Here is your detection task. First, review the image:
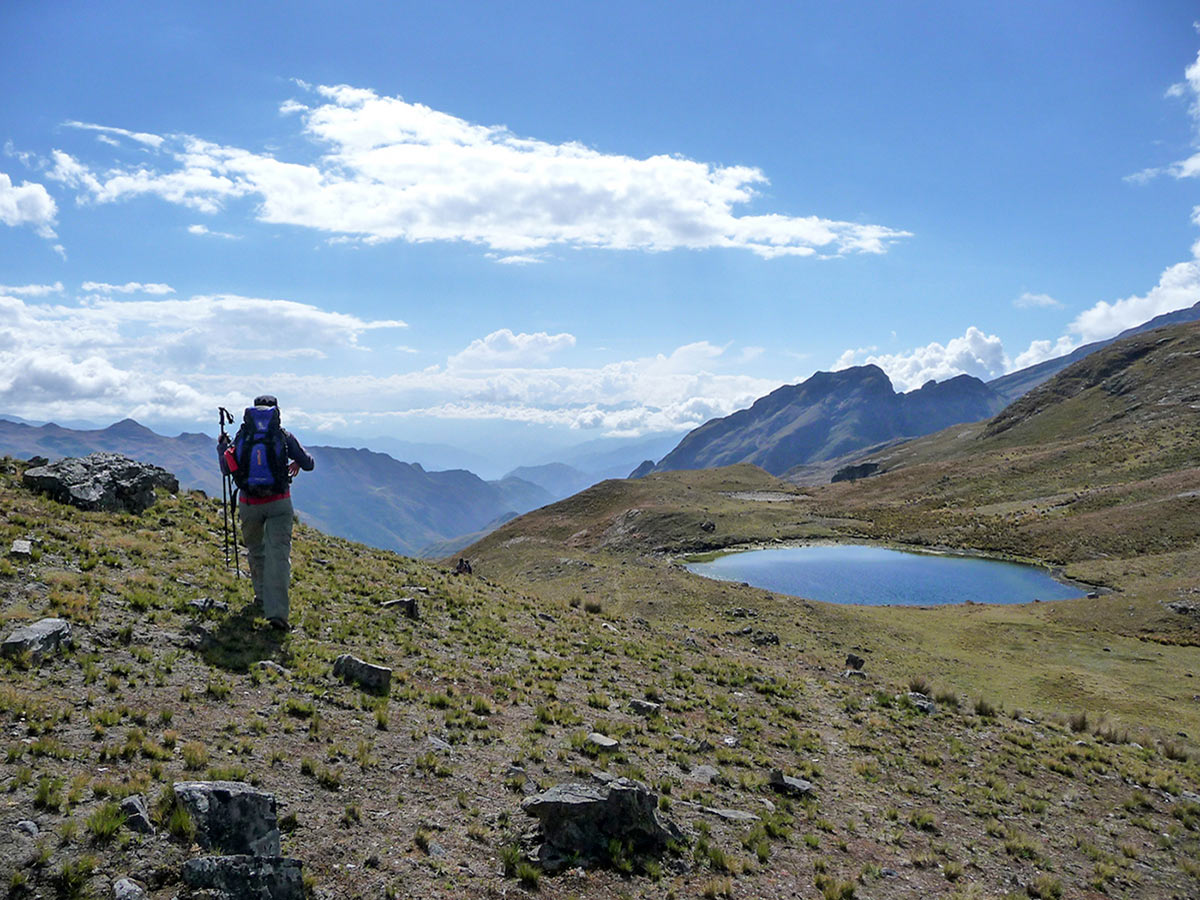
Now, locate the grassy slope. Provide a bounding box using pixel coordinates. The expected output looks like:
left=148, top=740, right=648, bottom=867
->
left=2, top=464, right=1198, bottom=899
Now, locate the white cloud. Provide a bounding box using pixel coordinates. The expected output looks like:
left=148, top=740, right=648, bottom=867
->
left=43, top=84, right=911, bottom=259
left=81, top=281, right=175, bottom=295
left=1012, top=335, right=1078, bottom=370
left=64, top=121, right=165, bottom=149
left=1014, top=291, right=1061, bottom=309
left=0, top=171, right=58, bottom=238
left=0, top=288, right=772, bottom=437
left=0, top=282, right=62, bottom=296
left=1131, top=48, right=1200, bottom=181
left=1068, top=260, right=1200, bottom=343
left=187, top=223, right=239, bottom=239
left=448, top=329, right=576, bottom=369
left=833, top=326, right=1008, bottom=391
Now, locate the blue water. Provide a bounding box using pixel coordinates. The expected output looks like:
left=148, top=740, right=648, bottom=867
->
left=685, top=544, right=1083, bottom=606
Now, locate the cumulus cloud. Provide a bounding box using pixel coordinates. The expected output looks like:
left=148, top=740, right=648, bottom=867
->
left=1068, top=260, right=1200, bottom=342
left=43, top=84, right=910, bottom=259
left=0, top=286, right=772, bottom=437
left=448, top=329, right=576, bottom=369
left=834, top=327, right=1008, bottom=391
left=1014, top=291, right=1061, bottom=309
left=0, top=171, right=58, bottom=238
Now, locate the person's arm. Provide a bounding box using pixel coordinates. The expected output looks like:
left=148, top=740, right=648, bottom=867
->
left=284, top=431, right=315, bottom=476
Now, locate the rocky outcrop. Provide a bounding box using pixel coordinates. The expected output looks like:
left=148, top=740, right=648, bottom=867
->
left=23, top=452, right=178, bottom=514
left=181, top=855, right=303, bottom=900
left=121, top=794, right=154, bottom=834
left=769, top=769, right=816, bottom=798
left=628, top=459, right=656, bottom=479
left=173, top=781, right=281, bottom=856
left=332, top=654, right=392, bottom=694
left=832, top=462, right=880, bottom=483
left=2, top=617, right=72, bottom=662
left=521, top=778, right=682, bottom=869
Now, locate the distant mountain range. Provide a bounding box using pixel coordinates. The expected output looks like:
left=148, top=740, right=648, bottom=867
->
left=641, top=301, right=1200, bottom=479
left=648, top=367, right=1006, bottom=477
left=0, top=418, right=550, bottom=557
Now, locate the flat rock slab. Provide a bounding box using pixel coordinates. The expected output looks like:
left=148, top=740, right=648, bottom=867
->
left=686, top=765, right=720, bottom=784
left=174, top=781, right=280, bottom=857
left=703, top=806, right=760, bottom=822
left=9, top=539, right=31, bottom=556
left=23, top=452, right=179, bottom=514
left=2, top=617, right=71, bottom=663
left=586, top=732, right=619, bottom=751
left=522, top=778, right=682, bottom=868
left=182, top=855, right=303, bottom=900
left=332, top=654, right=392, bottom=694
left=907, top=692, right=936, bottom=714
left=769, top=769, right=816, bottom=798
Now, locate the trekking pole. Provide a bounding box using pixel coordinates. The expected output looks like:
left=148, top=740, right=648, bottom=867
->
left=218, top=408, right=242, bottom=579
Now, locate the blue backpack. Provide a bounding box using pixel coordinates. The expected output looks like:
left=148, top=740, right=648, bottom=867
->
left=232, top=406, right=289, bottom=497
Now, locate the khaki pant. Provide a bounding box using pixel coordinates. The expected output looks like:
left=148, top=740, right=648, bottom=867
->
left=240, top=497, right=294, bottom=622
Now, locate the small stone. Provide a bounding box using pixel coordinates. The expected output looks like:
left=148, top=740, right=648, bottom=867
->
left=601, top=622, right=619, bottom=634
left=9, top=539, right=31, bottom=557
left=769, top=769, right=816, bottom=798
left=842, top=669, right=866, bottom=679
left=907, top=692, right=936, bottom=715
left=2, top=617, right=72, bottom=663
left=112, top=877, right=147, bottom=900
left=586, top=732, right=619, bottom=751
left=845, top=652, right=865, bottom=670
left=253, top=660, right=288, bottom=676
left=629, top=699, right=661, bottom=716
left=120, top=794, right=154, bottom=834
left=751, top=631, right=779, bottom=646
left=427, top=735, right=453, bottom=752
left=16, top=819, right=38, bottom=836
left=188, top=597, right=228, bottom=613
left=332, top=654, right=392, bottom=694
left=536, top=612, right=557, bottom=623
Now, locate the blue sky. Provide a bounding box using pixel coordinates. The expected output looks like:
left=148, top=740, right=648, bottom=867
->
left=2, top=1, right=1199, bottom=466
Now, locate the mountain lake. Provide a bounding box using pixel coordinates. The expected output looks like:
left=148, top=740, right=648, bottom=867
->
left=685, top=543, right=1085, bottom=606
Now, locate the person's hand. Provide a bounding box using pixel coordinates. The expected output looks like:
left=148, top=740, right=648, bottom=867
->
left=288, top=461, right=301, bottom=478
left=218, top=434, right=230, bottom=449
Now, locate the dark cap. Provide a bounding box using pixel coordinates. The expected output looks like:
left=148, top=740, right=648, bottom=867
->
left=253, top=395, right=278, bottom=407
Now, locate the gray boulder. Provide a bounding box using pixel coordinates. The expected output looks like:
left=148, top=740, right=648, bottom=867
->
left=173, top=781, right=280, bottom=856
left=181, top=855, right=303, bottom=900
left=629, top=699, right=661, bottom=717
left=332, top=654, right=392, bottom=694
left=2, top=617, right=72, bottom=662
left=380, top=596, right=420, bottom=619
left=23, top=452, right=179, bottom=514
left=9, top=539, right=31, bottom=557
left=521, top=778, right=682, bottom=869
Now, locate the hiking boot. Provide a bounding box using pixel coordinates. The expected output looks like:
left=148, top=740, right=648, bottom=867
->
left=267, top=617, right=290, bottom=633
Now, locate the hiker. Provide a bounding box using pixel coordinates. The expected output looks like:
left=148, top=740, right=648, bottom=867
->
left=217, top=395, right=314, bottom=630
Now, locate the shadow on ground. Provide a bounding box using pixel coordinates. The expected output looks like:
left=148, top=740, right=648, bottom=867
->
left=195, top=602, right=292, bottom=671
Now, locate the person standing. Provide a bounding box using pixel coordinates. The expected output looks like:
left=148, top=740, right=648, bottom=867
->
left=217, top=394, right=314, bottom=630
